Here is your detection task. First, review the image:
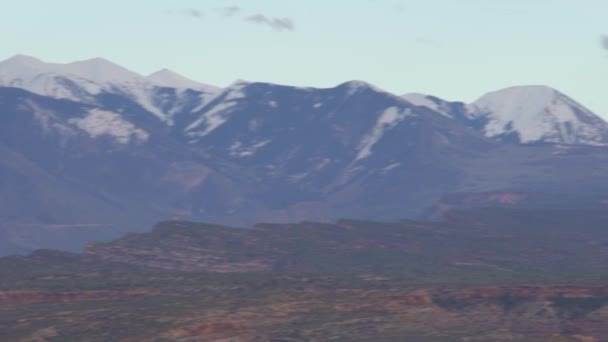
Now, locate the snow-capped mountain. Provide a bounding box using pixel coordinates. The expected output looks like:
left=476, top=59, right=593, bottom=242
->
left=403, top=86, right=608, bottom=146
left=145, top=68, right=218, bottom=92
left=467, top=85, right=608, bottom=145
left=0, top=55, right=221, bottom=123
left=3, top=54, right=608, bottom=255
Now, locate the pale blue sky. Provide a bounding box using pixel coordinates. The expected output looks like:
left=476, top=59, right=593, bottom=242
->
left=1, top=0, right=607, bottom=115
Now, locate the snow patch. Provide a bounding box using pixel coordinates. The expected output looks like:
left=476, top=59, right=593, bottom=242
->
left=289, top=172, right=309, bottom=182
left=229, top=140, right=271, bottom=157
left=341, top=81, right=384, bottom=96
left=356, top=107, right=411, bottom=160
left=313, top=158, right=331, bottom=171
left=402, top=93, right=438, bottom=110
left=185, top=84, right=250, bottom=138
left=248, top=119, right=263, bottom=132
left=381, top=162, right=401, bottom=173
left=402, top=93, right=451, bottom=117
left=345, top=81, right=369, bottom=96
left=185, top=102, right=235, bottom=138
left=69, top=109, right=149, bottom=144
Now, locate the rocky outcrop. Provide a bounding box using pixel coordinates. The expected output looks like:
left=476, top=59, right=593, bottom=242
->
left=0, top=289, right=155, bottom=304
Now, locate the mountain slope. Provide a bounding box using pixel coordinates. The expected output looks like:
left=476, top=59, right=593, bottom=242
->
left=468, top=85, right=608, bottom=145
left=177, top=81, right=608, bottom=223
left=3, top=81, right=608, bottom=255
left=0, top=55, right=220, bottom=123
left=2, top=56, right=608, bottom=254
left=403, top=86, right=608, bottom=145
left=176, top=80, right=502, bottom=222
left=146, top=68, right=219, bottom=92
left=0, top=87, right=241, bottom=253
left=0, top=141, right=133, bottom=254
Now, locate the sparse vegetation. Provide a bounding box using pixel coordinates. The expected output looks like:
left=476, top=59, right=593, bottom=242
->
left=2, top=209, right=608, bottom=340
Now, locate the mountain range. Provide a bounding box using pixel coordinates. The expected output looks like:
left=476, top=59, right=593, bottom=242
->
left=1, top=54, right=608, bottom=254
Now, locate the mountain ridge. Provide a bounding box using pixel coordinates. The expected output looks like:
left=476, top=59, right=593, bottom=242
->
left=3, top=54, right=608, bottom=146
left=2, top=55, right=608, bottom=254
left=0, top=54, right=221, bottom=123
left=403, top=85, right=608, bottom=145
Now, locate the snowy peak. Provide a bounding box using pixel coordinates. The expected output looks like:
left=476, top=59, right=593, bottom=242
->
left=400, top=85, right=608, bottom=146
left=0, top=54, right=54, bottom=79
left=62, top=57, right=142, bottom=84
left=470, top=85, right=563, bottom=118
left=0, top=55, right=220, bottom=92
left=2, top=55, right=607, bottom=147
left=337, top=80, right=384, bottom=96
left=146, top=69, right=219, bottom=93
left=0, top=55, right=222, bottom=123
left=1, top=54, right=45, bottom=68
left=0, top=55, right=140, bottom=84
left=469, top=85, right=608, bottom=145
left=402, top=93, right=437, bottom=108
left=401, top=93, right=454, bottom=117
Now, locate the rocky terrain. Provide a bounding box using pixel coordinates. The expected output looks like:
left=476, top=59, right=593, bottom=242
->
left=3, top=276, right=608, bottom=341
left=83, top=209, right=608, bottom=281
left=1, top=209, right=608, bottom=341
